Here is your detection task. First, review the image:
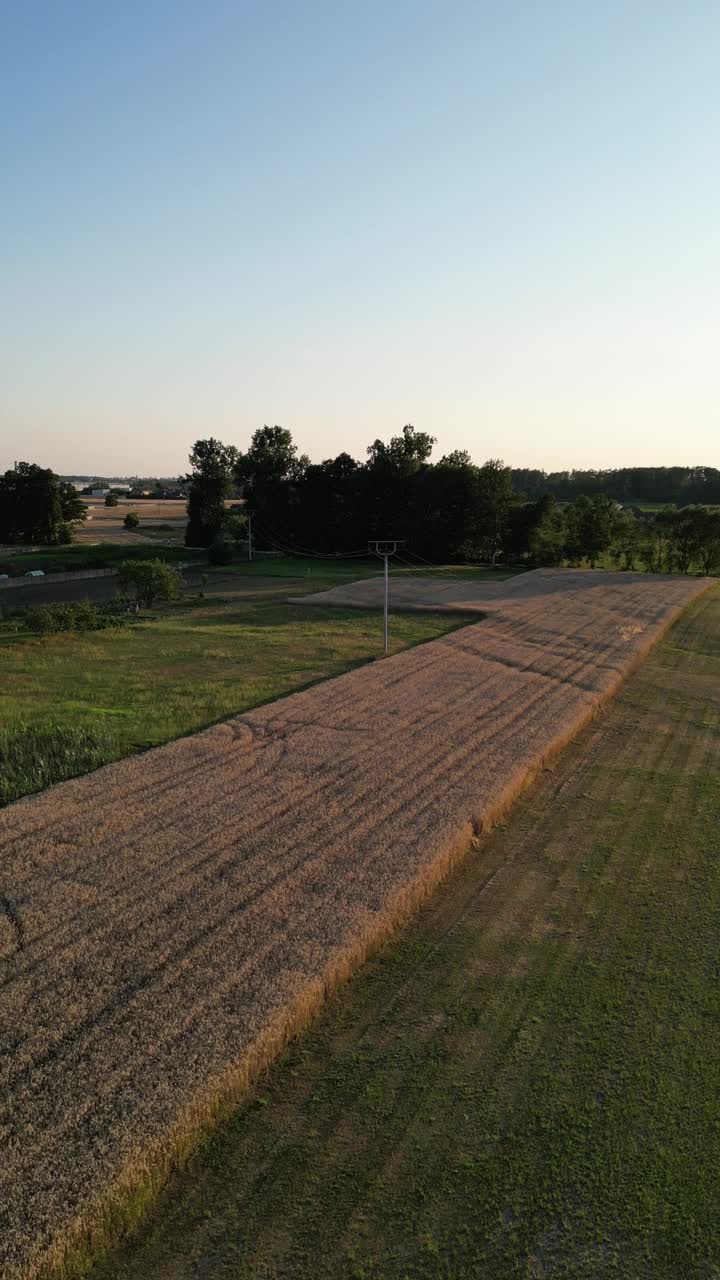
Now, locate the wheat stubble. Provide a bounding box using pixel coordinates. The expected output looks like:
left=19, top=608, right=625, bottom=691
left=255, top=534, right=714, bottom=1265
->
left=0, top=570, right=709, bottom=1279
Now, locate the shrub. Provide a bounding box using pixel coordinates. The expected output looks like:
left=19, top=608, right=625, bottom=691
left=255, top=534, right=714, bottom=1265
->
left=22, top=601, right=128, bottom=635
left=124, top=511, right=140, bottom=529
left=117, top=558, right=183, bottom=608
left=0, top=722, right=114, bottom=806
left=105, top=493, right=119, bottom=507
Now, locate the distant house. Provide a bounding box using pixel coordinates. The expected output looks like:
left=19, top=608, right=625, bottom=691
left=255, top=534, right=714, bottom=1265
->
left=90, top=488, right=109, bottom=498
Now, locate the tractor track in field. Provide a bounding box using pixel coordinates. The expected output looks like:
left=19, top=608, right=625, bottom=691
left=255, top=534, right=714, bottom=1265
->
left=0, top=569, right=710, bottom=1280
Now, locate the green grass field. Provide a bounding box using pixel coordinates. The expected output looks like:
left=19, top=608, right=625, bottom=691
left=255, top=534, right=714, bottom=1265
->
left=0, top=563, right=495, bottom=803
left=88, top=586, right=720, bottom=1280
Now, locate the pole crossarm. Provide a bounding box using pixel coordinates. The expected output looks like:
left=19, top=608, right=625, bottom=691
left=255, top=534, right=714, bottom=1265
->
left=368, top=539, right=404, bottom=556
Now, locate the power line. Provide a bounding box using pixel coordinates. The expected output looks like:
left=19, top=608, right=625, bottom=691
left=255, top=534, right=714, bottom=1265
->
left=389, top=551, right=450, bottom=579
left=250, top=520, right=371, bottom=561
left=397, top=548, right=461, bottom=575
left=259, top=525, right=371, bottom=559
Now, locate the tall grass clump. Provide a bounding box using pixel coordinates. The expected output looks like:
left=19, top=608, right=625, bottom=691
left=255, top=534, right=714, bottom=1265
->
left=0, top=722, right=115, bottom=806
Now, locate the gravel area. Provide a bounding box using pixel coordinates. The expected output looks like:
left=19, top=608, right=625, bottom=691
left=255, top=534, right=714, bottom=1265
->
left=0, top=569, right=709, bottom=1279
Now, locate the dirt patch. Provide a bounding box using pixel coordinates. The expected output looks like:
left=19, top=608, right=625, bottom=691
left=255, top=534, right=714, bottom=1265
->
left=0, top=569, right=710, bottom=1279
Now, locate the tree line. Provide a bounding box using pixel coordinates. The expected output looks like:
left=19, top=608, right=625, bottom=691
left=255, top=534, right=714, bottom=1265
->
left=4, top=446, right=720, bottom=575
left=185, top=427, right=720, bottom=573
left=512, top=466, right=720, bottom=506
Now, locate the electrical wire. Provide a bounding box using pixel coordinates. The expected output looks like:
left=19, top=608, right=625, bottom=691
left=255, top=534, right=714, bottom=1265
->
left=249, top=520, right=480, bottom=575
left=250, top=520, right=372, bottom=561
left=398, top=548, right=464, bottom=575
left=390, top=553, right=443, bottom=578
left=251, top=520, right=360, bottom=558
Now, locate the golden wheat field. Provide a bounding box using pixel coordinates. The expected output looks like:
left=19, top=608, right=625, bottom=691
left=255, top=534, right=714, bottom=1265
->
left=0, top=570, right=709, bottom=1280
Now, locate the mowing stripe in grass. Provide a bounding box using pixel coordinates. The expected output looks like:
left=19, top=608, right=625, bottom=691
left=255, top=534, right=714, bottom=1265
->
left=90, top=586, right=720, bottom=1280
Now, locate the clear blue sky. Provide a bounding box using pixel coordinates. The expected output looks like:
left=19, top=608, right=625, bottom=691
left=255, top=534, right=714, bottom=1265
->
left=2, top=1, right=719, bottom=475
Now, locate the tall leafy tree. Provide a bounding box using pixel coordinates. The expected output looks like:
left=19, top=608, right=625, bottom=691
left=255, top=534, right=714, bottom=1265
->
left=565, top=495, right=616, bottom=568
left=692, top=509, right=720, bottom=575
left=475, top=459, right=513, bottom=565
left=661, top=506, right=720, bottom=574
left=503, top=495, right=566, bottom=566
left=185, top=439, right=238, bottom=547
left=235, top=426, right=308, bottom=543
left=296, top=453, right=363, bottom=553
left=0, top=463, right=86, bottom=545
left=364, top=424, right=436, bottom=541
left=638, top=510, right=674, bottom=573
left=609, top=508, right=643, bottom=570
left=412, top=453, right=481, bottom=560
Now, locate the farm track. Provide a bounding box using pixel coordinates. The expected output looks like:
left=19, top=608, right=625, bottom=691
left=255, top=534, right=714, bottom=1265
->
left=0, top=569, right=709, bottom=1280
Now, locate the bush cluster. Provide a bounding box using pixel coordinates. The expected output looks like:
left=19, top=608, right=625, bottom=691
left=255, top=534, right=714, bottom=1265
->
left=21, top=600, right=129, bottom=635
left=117, top=559, right=183, bottom=607
left=0, top=722, right=114, bottom=806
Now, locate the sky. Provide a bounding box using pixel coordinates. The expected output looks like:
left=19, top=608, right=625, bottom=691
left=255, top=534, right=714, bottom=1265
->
left=2, top=0, right=719, bottom=476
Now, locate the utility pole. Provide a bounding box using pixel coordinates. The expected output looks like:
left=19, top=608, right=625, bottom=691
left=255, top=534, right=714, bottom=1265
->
left=247, top=511, right=253, bottom=562
left=368, top=539, right=404, bottom=655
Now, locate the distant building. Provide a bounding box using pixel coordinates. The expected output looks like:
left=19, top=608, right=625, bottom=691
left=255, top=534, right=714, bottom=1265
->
left=90, top=488, right=109, bottom=497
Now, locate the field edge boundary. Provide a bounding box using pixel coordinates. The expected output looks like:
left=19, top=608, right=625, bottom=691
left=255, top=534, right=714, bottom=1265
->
left=26, top=579, right=713, bottom=1280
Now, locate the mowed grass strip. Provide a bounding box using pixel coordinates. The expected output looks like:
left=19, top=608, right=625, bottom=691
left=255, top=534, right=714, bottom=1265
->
left=91, top=587, right=720, bottom=1280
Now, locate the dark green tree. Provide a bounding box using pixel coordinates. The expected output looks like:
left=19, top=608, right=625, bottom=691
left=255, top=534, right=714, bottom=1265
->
left=413, top=453, right=481, bottom=561
left=438, top=449, right=473, bottom=468
left=638, top=510, right=674, bottom=573
left=295, top=453, right=363, bottom=553
left=693, top=509, right=720, bottom=575
left=663, top=508, right=698, bottom=573
left=565, top=495, right=615, bottom=568
left=0, top=463, right=85, bottom=545
left=503, top=495, right=566, bottom=566
left=364, top=424, right=436, bottom=542
left=235, top=426, right=308, bottom=543
left=609, top=509, right=642, bottom=570
left=475, top=459, right=513, bottom=565
left=236, top=425, right=306, bottom=491
left=185, top=439, right=238, bottom=547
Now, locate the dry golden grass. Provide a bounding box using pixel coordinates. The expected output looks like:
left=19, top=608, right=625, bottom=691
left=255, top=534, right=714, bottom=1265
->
left=0, top=569, right=709, bottom=1279
left=75, top=498, right=187, bottom=544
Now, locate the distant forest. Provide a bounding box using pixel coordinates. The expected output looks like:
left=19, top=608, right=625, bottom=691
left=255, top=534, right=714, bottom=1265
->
left=511, top=466, right=720, bottom=505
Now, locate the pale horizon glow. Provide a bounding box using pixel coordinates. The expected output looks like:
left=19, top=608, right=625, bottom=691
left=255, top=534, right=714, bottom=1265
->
left=2, top=1, right=719, bottom=475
